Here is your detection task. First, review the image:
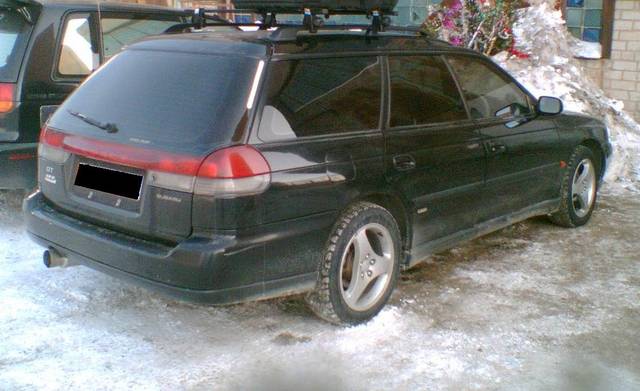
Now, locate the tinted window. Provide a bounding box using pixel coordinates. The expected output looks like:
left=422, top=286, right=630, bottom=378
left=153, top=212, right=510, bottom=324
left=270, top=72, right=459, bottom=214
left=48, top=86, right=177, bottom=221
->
left=258, top=57, right=381, bottom=141
left=58, top=14, right=98, bottom=76
left=0, top=8, right=34, bottom=82
left=389, top=55, right=467, bottom=127
left=49, top=50, right=257, bottom=155
left=447, top=56, right=532, bottom=120
left=101, top=15, right=182, bottom=60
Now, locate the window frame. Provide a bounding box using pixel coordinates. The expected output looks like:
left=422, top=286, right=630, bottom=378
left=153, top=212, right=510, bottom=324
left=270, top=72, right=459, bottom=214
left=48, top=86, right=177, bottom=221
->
left=561, top=0, right=615, bottom=59
left=384, top=53, right=472, bottom=130
left=443, top=53, right=538, bottom=126
left=253, top=55, right=386, bottom=144
left=52, top=11, right=101, bottom=82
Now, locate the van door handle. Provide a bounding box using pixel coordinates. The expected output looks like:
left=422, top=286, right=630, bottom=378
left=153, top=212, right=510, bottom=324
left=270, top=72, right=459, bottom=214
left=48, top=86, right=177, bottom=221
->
left=393, top=154, right=416, bottom=171
left=487, top=142, right=507, bottom=155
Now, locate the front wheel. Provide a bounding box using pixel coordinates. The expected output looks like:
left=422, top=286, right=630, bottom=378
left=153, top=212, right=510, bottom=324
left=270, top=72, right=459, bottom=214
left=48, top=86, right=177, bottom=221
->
left=305, top=202, right=401, bottom=325
left=549, top=145, right=598, bottom=227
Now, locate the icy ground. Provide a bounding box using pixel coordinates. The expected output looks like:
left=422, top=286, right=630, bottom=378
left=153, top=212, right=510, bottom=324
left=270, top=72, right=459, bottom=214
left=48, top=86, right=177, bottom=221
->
left=1, top=189, right=639, bottom=390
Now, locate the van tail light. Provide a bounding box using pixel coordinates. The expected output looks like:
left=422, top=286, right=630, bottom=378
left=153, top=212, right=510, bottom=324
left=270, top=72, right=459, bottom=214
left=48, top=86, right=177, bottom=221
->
left=0, top=83, right=16, bottom=113
left=39, top=126, right=271, bottom=197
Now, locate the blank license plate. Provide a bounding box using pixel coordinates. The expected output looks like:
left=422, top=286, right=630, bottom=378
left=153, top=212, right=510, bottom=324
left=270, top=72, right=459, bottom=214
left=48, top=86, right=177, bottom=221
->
left=74, top=163, right=143, bottom=200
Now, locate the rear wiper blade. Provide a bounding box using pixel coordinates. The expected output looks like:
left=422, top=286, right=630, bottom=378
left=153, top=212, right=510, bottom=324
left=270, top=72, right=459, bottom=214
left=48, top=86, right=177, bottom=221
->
left=67, top=110, right=119, bottom=133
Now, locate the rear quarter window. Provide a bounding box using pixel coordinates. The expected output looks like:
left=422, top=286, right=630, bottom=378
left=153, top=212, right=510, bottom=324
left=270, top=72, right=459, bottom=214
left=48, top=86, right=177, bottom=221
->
left=57, top=13, right=98, bottom=77
left=0, top=8, right=33, bottom=82
left=257, top=56, right=381, bottom=142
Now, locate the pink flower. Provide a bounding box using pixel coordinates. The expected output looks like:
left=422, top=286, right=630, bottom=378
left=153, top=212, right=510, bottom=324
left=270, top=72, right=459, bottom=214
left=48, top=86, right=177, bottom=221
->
left=449, top=0, right=463, bottom=11
left=450, top=36, right=464, bottom=46
left=442, top=17, right=455, bottom=29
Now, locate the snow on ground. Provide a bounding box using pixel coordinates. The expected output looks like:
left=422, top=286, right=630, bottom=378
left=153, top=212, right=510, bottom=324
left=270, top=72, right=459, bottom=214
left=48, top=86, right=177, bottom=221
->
left=1, top=192, right=640, bottom=390
left=494, top=1, right=640, bottom=193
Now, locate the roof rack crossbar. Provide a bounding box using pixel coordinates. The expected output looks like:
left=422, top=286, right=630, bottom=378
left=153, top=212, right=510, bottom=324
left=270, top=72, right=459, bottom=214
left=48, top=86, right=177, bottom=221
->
left=168, top=6, right=396, bottom=35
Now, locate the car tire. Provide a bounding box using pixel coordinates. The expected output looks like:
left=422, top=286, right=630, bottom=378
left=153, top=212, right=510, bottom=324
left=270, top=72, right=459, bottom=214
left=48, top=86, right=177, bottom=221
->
left=305, top=202, right=401, bottom=325
left=549, top=145, right=599, bottom=228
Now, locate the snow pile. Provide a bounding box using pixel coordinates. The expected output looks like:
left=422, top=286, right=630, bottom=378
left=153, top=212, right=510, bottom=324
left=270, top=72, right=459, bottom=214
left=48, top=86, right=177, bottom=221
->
left=493, top=0, right=640, bottom=192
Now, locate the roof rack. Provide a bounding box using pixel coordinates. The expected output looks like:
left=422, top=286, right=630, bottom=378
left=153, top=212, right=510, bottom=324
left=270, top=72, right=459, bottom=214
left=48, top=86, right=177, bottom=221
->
left=167, top=6, right=396, bottom=35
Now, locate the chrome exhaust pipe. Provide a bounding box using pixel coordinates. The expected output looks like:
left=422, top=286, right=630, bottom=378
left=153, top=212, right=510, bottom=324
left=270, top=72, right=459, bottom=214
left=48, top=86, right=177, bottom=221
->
left=43, top=248, right=73, bottom=268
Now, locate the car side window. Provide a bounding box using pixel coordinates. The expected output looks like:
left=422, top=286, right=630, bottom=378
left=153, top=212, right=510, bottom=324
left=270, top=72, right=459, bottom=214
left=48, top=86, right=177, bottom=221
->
left=100, top=15, right=183, bottom=61
left=258, top=57, right=381, bottom=141
left=58, top=13, right=99, bottom=76
left=388, top=55, right=468, bottom=128
left=446, top=55, right=532, bottom=120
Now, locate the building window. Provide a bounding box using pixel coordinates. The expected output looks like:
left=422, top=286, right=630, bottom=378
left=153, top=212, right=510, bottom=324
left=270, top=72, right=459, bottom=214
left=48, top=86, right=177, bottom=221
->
left=562, top=0, right=615, bottom=58
left=566, top=0, right=603, bottom=42
left=394, top=0, right=442, bottom=26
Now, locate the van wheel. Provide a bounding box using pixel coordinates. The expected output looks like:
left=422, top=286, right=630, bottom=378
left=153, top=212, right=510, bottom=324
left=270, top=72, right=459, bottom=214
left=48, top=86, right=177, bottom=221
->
left=549, top=146, right=598, bottom=228
left=305, top=202, right=401, bottom=325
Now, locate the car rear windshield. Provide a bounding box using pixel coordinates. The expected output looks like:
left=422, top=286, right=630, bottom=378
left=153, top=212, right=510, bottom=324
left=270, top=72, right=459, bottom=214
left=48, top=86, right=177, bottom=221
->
left=0, top=7, right=33, bottom=82
left=48, top=49, right=258, bottom=155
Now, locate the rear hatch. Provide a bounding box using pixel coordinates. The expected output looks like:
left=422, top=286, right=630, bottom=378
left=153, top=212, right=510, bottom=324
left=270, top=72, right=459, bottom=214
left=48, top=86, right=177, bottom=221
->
left=0, top=0, right=39, bottom=141
left=40, top=47, right=259, bottom=242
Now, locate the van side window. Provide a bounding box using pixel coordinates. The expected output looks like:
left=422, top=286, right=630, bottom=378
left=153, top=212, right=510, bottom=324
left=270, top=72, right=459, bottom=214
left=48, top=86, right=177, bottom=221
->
left=446, top=55, right=532, bottom=120
left=101, top=15, right=183, bottom=61
left=58, top=14, right=98, bottom=76
left=258, top=57, right=381, bottom=141
left=389, top=55, right=467, bottom=127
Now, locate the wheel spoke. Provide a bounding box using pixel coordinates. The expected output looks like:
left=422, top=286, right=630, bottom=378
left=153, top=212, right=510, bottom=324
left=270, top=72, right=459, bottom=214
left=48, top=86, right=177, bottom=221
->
left=369, top=254, right=391, bottom=280
left=345, top=265, right=370, bottom=307
left=353, top=229, right=376, bottom=262
left=574, top=164, right=588, bottom=188
left=575, top=191, right=588, bottom=210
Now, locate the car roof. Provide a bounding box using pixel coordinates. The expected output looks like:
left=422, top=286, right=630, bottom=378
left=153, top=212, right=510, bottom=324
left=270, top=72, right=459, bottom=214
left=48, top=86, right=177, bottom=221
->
left=129, top=28, right=479, bottom=59
left=33, top=0, right=187, bottom=13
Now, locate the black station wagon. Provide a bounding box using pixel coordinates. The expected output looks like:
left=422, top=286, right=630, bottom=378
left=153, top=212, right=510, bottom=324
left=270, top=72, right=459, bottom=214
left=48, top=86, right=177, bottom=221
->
left=24, top=20, right=612, bottom=324
left=0, top=0, right=185, bottom=189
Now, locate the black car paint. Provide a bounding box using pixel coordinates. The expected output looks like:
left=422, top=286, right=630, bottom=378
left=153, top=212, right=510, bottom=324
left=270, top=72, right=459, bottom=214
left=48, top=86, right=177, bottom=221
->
left=0, top=0, right=186, bottom=189
left=24, top=31, right=612, bottom=303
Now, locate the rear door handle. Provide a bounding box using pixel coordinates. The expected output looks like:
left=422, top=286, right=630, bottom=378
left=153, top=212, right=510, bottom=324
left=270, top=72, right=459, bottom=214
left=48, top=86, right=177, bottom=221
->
left=393, top=154, right=416, bottom=171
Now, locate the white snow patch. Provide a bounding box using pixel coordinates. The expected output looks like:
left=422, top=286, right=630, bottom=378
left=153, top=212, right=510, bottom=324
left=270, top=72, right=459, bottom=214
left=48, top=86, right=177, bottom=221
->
left=573, top=40, right=602, bottom=59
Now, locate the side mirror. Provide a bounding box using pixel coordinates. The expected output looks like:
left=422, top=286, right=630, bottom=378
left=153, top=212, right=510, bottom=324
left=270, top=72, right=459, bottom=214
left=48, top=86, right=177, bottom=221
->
left=537, top=96, right=563, bottom=115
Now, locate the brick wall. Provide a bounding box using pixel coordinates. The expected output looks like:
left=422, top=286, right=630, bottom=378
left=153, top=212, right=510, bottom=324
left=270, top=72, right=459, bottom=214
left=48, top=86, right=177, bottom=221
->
left=579, top=0, right=640, bottom=121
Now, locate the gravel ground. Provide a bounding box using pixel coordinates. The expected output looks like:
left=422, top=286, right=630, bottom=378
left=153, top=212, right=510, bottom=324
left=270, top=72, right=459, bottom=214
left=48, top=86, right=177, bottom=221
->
left=0, top=190, right=638, bottom=390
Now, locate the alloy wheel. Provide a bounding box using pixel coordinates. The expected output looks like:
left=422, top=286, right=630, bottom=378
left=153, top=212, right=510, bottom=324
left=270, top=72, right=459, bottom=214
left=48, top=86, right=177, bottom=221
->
left=339, top=223, right=395, bottom=312
left=571, top=158, right=596, bottom=218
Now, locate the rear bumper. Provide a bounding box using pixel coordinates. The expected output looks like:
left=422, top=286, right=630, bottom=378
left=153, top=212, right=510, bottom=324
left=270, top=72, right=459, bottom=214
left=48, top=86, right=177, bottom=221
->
left=0, top=143, right=37, bottom=189
left=24, top=191, right=333, bottom=304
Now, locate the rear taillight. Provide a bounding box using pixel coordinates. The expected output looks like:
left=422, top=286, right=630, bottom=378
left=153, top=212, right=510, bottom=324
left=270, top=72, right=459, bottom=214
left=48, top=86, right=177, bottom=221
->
left=0, top=83, right=16, bottom=113
left=38, top=126, right=271, bottom=197
left=193, top=145, right=271, bottom=197
left=38, top=126, right=70, bottom=164
left=151, top=145, right=271, bottom=197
